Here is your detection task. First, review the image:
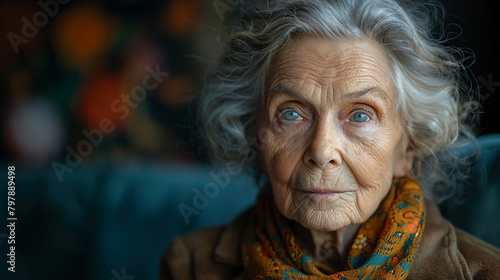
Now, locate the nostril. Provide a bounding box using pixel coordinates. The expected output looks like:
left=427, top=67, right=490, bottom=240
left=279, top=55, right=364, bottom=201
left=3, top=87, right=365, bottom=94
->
left=306, top=147, right=340, bottom=167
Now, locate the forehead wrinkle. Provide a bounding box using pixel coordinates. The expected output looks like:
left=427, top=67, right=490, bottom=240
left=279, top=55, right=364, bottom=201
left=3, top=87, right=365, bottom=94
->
left=275, top=42, right=349, bottom=64
left=272, top=47, right=348, bottom=75
left=270, top=59, right=338, bottom=86
left=337, top=59, right=391, bottom=80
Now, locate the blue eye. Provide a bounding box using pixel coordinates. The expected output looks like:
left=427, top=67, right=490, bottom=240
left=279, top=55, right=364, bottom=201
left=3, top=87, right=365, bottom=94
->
left=283, top=110, right=300, bottom=121
left=352, top=111, right=370, bottom=122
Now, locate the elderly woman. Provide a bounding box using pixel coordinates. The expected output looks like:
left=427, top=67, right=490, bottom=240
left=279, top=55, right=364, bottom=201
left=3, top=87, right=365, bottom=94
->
left=161, top=0, right=500, bottom=279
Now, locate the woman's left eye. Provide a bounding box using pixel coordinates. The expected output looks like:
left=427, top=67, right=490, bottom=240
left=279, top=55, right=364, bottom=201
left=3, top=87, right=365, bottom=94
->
left=351, top=111, right=371, bottom=122
left=282, top=110, right=301, bottom=121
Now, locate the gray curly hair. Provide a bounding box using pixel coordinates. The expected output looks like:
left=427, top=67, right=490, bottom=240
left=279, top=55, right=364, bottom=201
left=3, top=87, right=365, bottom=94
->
left=198, top=0, right=477, bottom=203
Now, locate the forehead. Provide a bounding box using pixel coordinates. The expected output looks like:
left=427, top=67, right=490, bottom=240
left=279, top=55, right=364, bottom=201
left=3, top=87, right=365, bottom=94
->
left=267, top=37, right=394, bottom=100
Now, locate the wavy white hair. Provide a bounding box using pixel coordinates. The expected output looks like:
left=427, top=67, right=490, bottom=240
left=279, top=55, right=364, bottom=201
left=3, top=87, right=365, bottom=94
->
left=198, top=0, right=477, bottom=203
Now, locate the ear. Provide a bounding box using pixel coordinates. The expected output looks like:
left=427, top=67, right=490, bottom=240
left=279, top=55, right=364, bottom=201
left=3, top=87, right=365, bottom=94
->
left=393, top=152, right=414, bottom=177
left=393, top=134, right=414, bottom=177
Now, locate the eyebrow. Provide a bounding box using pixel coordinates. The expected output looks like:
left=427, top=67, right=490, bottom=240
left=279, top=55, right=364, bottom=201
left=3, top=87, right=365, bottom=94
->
left=266, top=86, right=305, bottom=107
left=341, top=87, right=392, bottom=104
left=267, top=85, right=392, bottom=107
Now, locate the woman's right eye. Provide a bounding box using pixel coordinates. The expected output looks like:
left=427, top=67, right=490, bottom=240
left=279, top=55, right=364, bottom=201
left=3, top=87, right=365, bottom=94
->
left=282, top=110, right=301, bottom=121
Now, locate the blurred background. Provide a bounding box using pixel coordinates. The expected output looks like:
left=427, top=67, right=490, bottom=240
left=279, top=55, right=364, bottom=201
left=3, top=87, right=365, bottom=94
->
left=0, top=0, right=221, bottom=166
left=0, top=0, right=498, bottom=279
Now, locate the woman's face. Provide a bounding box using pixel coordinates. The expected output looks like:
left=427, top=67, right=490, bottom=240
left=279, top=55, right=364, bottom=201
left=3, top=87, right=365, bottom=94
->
left=258, top=37, right=411, bottom=232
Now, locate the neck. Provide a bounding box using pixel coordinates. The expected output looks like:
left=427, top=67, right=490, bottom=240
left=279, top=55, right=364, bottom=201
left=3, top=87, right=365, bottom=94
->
left=293, top=222, right=361, bottom=270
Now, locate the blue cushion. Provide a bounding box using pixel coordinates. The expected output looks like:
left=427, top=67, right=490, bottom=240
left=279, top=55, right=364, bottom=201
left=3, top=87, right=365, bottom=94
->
left=89, top=164, right=258, bottom=280
left=439, top=134, right=500, bottom=244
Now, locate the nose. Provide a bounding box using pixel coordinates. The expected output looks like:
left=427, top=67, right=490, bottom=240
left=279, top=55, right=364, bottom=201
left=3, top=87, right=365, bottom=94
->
left=304, top=120, right=342, bottom=168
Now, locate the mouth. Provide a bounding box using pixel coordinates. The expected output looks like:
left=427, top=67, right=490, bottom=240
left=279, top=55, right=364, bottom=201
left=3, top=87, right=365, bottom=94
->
left=302, top=190, right=347, bottom=197
left=301, top=189, right=347, bottom=195
left=295, top=188, right=351, bottom=202
left=291, top=175, right=354, bottom=201
left=297, top=185, right=351, bottom=194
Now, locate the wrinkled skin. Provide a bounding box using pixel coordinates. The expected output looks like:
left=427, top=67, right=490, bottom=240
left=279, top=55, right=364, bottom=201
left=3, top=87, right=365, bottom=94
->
left=257, top=37, right=412, bottom=265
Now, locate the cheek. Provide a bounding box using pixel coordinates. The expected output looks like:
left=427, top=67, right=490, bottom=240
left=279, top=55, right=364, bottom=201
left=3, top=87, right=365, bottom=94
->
left=343, top=125, right=402, bottom=186
left=262, top=134, right=303, bottom=184
left=260, top=143, right=296, bottom=216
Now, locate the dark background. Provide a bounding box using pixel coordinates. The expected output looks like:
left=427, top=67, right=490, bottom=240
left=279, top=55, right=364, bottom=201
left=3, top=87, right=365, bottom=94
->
left=439, top=0, right=500, bottom=134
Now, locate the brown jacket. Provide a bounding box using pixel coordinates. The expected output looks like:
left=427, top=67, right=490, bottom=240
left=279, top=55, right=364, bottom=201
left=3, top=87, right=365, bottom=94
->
left=160, top=201, right=500, bottom=279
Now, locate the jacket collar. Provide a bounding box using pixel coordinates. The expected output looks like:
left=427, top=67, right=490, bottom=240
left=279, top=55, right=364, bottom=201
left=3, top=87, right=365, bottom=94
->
left=213, top=208, right=253, bottom=267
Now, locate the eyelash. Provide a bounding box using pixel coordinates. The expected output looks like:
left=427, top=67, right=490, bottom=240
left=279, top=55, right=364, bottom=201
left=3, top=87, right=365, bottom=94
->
left=350, top=106, right=374, bottom=117
left=278, top=106, right=295, bottom=113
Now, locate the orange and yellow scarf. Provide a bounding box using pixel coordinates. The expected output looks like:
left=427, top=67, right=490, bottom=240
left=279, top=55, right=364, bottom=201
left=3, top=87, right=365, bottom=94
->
left=241, top=177, right=425, bottom=279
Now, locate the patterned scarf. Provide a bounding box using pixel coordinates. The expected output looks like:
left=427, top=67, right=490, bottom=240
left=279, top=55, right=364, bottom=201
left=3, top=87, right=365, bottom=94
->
left=241, top=177, right=425, bottom=279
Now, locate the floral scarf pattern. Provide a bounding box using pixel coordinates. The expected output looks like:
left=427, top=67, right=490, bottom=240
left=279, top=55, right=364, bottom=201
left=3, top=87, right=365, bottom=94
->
left=241, top=177, right=425, bottom=279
